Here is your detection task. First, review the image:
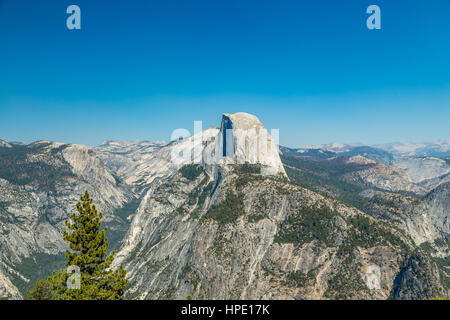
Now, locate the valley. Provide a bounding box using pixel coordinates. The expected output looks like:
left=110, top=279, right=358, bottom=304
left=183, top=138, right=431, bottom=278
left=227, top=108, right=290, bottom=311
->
left=0, top=113, right=448, bottom=300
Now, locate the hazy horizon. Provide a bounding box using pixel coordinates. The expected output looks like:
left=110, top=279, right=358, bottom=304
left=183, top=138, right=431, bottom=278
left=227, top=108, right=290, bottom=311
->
left=1, top=128, right=449, bottom=150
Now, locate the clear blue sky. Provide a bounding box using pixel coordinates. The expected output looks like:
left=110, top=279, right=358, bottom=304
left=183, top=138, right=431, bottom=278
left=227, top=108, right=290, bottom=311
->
left=0, top=0, right=449, bottom=147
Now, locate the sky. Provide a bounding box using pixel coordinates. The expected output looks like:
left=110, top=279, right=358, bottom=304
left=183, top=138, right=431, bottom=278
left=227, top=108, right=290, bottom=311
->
left=0, top=0, right=449, bottom=147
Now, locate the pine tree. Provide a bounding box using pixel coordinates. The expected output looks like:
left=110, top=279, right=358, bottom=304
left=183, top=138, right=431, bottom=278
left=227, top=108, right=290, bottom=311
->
left=28, top=191, right=128, bottom=300
left=26, top=279, right=58, bottom=300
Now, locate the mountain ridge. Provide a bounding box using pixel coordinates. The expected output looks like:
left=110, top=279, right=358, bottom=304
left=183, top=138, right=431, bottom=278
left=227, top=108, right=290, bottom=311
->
left=0, top=113, right=448, bottom=299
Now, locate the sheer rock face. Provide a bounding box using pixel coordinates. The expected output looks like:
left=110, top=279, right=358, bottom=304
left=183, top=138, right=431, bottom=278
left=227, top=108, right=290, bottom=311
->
left=343, top=156, right=427, bottom=196
left=203, top=113, right=287, bottom=178
left=400, top=181, right=450, bottom=252
left=391, top=253, right=444, bottom=300
left=1, top=114, right=449, bottom=300
left=0, top=269, right=21, bottom=299
left=113, top=166, right=445, bottom=300
left=0, top=142, right=132, bottom=298
left=96, top=128, right=219, bottom=190
left=95, top=113, right=286, bottom=189
left=393, top=157, right=450, bottom=184
left=425, top=182, right=450, bottom=240
left=391, top=156, right=450, bottom=192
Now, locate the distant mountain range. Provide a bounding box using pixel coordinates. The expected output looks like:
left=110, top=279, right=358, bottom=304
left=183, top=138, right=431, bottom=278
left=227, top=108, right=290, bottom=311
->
left=0, top=115, right=448, bottom=300
left=299, top=139, right=450, bottom=159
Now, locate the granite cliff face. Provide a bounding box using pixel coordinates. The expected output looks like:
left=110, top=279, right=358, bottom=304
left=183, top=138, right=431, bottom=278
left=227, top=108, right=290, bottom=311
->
left=113, top=161, right=445, bottom=300
left=202, top=113, right=287, bottom=178
left=0, top=142, right=133, bottom=298
left=340, top=156, right=427, bottom=196
left=0, top=113, right=448, bottom=299
left=425, top=182, right=450, bottom=241
left=96, top=128, right=219, bottom=190
left=392, top=157, right=450, bottom=192
left=110, top=114, right=447, bottom=299
left=393, top=157, right=450, bottom=184
left=280, top=146, right=450, bottom=296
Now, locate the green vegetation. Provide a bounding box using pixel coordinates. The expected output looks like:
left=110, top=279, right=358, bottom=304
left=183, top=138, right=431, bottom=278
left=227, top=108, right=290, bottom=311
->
left=184, top=178, right=215, bottom=218
left=323, top=214, right=412, bottom=299
left=10, top=253, right=65, bottom=296
left=274, top=206, right=337, bottom=246
left=282, top=155, right=370, bottom=179
left=27, top=191, right=128, bottom=300
left=419, top=241, right=435, bottom=254
left=345, top=215, right=408, bottom=253
left=113, top=197, right=141, bottom=222
left=210, top=233, right=233, bottom=259
left=324, top=268, right=368, bottom=299
left=0, top=202, right=10, bottom=221
left=283, top=158, right=367, bottom=207
left=235, top=174, right=263, bottom=190
left=433, top=238, right=448, bottom=249
left=283, top=270, right=315, bottom=288
left=247, top=213, right=267, bottom=223
left=232, top=163, right=285, bottom=191
left=233, top=163, right=261, bottom=175
left=179, top=164, right=204, bottom=181
left=388, top=250, right=440, bottom=299
left=282, top=155, right=422, bottom=219
left=203, top=191, right=244, bottom=225
left=0, top=144, right=75, bottom=191
left=182, top=264, right=201, bottom=290
left=187, top=177, right=209, bottom=206
left=432, top=255, right=450, bottom=290
left=107, top=197, right=141, bottom=251
left=197, top=182, right=214, bottom=207
left=27, top=280, right=58, bottom=300
left=163, top=285, right=177, bottom=299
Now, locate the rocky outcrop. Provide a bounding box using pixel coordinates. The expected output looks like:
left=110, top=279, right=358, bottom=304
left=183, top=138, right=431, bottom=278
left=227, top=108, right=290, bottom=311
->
left=0, top=140, right=12, bottom=149
left=391, top=252, right=444, bottom=300
left=96, top=128, right=219, bottom=190
left=203, top=113, right=286, bottom=178
left=96, top=113, right=286, bottom=189
left=343, top=156, right=427, bottom=196
left=0, top=142, right=133, bottom=298
left=393, top=157, right=450, bottom=189
left=0, top=116, right=448, bottom=300
left=0, top=267, right=21, bottom=299
left=113, top=163, right=446, bottom=300
left=425, top=182, right=450, bottom=241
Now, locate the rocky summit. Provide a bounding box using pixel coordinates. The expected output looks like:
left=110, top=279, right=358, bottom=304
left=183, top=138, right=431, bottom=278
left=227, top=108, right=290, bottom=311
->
left=202, top=112, right=287, bottom=179
left=0, top=113, right=448, bottom=300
